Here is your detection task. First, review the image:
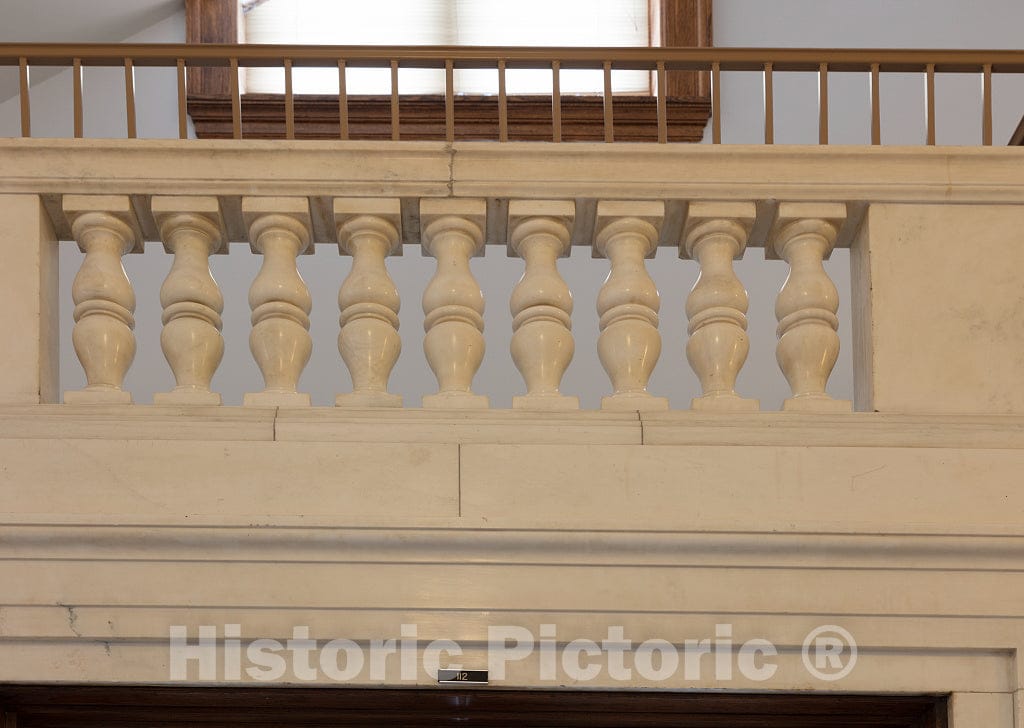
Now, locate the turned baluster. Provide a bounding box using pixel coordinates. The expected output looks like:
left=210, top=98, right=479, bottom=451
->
left=241, top=197, right=313, bottom=407
left=508, top=200, right=578, bottom=410
left=334, top=198, right=403, bottom=407
left=420, top=199, right=488, bottom=409
left=594, top=201, right=668, bottom=411
left=768, top=202, right=852, bottom=413
left=62, top=195, right=142, bottom=405
left=681, top=201, right=759, bottom=411
left=152, top=196, right=226, bottom=405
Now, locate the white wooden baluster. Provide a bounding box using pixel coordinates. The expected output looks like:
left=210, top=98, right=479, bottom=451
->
left=151, top=196, right=226, bottom=405
left=62, top=195, right=142, bottom=405
left=420, top=199, right=489, bottom=409
left=594, top=200, right=668, bottom=411
left=681, top=201, right=759, bottom=411
left=508, top=200, right=578, bottom=410
left=334, top=198, right=403, bottom=407
left=768, top=202, right=852, bottom=413
left=241, top=197, right=313, bottom=407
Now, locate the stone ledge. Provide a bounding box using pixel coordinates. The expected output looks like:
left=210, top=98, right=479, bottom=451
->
left=1, top=140, right=1023, bottom=243
left=2, top=406, right=1022, bottom=448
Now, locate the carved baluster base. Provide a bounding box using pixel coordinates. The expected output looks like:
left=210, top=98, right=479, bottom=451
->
left=154, top=389, right=222, bottom=406
left=692, top=392, right=760, bottom=412
left=336, top=391, right=403, bottom=408
left=782, top=393, right=853, bottom=413
left=243, top=390, right=313, bottom=407
left=513, top=393, right=580, bottom=411
left=64, top=388, right=134, bottom=405
left=422, top=391, right=489, bottom=410
left=600, top=393, right=669, bottom=412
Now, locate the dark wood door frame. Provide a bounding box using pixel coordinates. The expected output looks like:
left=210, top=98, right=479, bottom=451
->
left=0, top=685, right=948, bottom=727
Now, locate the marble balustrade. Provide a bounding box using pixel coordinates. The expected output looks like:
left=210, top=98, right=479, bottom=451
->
left=51, top=194, right=851, bottom=411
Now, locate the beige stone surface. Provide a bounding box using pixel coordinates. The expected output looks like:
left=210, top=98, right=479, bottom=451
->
left=0, top=141, right=1019, bottom=246
left=0, top=404, right=275, bottom=440
left=0, top=438, right=458, bottom=519
left=459, top=443, right=1024, bottom=534
left=0, top=195, right=58, bottom=404
left=949, top=692, right=1015, bottom=728
left=855, top=204, right=1024, bottom=414
left=640, top=411, right=1024, bottom=449
left=2, top=141, right=1024, bottom=716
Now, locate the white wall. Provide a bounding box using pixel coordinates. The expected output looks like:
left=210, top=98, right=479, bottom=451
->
left=3, top=1, right=1022, bottom=408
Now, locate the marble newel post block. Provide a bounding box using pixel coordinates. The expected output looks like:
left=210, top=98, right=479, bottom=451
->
left=420, top=198, right=489, bottom=409
left=508, top=200, right=579, bottom=410
left=63, top=195, right=143, bottom=405
left=768, top=202, right=852, bottom=413
left=0, top=195, right=58, bottom=405
left=151, top=196, right=226, bottom=405
left=594, top=200, right=669, bottom=411
left=242, top=197, right=314, bottom=407
left=681, top=201, right=759, bottom=412
left=334, top=198, right=403, bottom=407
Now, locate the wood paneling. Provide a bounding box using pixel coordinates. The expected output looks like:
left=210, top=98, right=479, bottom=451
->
left=184, top=0, right=238, bottom=96
left=188, top=93, right=711, bottom=142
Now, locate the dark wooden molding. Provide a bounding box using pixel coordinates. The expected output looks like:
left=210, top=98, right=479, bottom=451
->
left=184, top=0, right=713, bottom=141
left=0, top=684, right=948, bottom=727
left=189, top=93, right=711, bottom=142
left=185, top=0, right=239, bottom=96
left=662, top=0, right=713, bottom=97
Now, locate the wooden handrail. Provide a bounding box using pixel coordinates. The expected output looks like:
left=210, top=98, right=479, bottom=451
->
left=1, top=43, right=1023, bottom=72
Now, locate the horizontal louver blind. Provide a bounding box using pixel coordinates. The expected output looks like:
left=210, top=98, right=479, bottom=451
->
left=244, top=0, right=649, bottom=95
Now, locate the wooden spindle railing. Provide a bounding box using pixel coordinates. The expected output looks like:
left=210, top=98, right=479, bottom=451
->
left=1, top=44, right=1022, bottom=144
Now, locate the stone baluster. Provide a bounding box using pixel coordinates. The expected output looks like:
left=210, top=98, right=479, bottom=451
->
left=508, top=200, right=578, bottom=410
left=62, top=195, right=142, bottom=405
left=241, top=197, right=313, bottom=407
left=151, top=196, right=226, bottom=405
left=681, top=201, right=759, bottom=411
left=594, top=201, right=668, bottom=411
left=420, top=199, right=488, bottom=409
left=334, top=198, right=403, bottom=407
left=768, top=202, right=852, bottom=413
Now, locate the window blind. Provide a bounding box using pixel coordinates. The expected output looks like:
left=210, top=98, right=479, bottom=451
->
left=244, top=0, right=650, bottom=95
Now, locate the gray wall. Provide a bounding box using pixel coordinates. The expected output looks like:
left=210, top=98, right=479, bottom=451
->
left=2, top=1, right=1021, bottom=408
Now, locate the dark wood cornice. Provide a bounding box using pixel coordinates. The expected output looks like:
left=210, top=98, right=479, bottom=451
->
left=188, top=93, right=711, bottom=142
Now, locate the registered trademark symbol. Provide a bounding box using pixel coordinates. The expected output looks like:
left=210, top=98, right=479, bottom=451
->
left=801, top=625, right=858, bottom=681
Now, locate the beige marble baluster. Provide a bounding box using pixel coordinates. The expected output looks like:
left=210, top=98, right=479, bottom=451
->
left=594, top=200, right=668, bottom=411
left=768, top=202, right=852, bottom=413
left=62, top=195, right=142, bottom=405
left=420, top=199, right=489, bottom=409
left=681, top=201, right=759, bottom=411
left=241, top=197, right=313, bottom=407
left=508, top=200, right=578, bottom=410
left=152, top=196, right=226, bottom=405
left=334, top=198, right=403, bottom=407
